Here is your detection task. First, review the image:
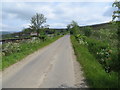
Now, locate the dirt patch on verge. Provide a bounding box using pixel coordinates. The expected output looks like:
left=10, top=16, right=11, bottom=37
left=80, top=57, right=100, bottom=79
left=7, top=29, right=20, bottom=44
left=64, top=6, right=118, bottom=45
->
left=71, top=47, right=89, bottom=88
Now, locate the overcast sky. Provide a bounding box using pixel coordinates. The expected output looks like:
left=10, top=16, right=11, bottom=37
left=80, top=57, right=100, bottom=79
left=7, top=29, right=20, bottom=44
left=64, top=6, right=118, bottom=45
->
left=1, top=1, right=116, bottom=32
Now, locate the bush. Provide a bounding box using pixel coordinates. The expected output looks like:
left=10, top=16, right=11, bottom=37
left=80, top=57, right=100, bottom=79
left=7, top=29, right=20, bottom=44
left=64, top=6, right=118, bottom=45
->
left=85, top=38, right=119, bottom=72
left=76, top=35, right=119, bottom=73
left=82, top=27, right=92, bottom=37
left=109, top=49, right=119, bottom=72
left=2, top=42, right=20, bottom=56
left=39, top=35, right=47, bottom=41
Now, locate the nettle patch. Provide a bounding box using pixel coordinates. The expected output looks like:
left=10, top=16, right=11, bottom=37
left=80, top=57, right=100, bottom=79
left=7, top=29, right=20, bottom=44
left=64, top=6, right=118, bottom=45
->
left=1, top=42, right=20, bottom=56
left=75, top=34, right=118, bottom=73
left=1, top=39, right=42, bottom=57
left=75, top=34, right=88, bottom=45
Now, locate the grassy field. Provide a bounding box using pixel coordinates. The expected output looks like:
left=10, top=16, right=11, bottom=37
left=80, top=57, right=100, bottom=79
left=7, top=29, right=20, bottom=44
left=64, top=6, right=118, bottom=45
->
left=71, top=35, right=119, bottom=88
left=1, top=36, right=62, bottom=70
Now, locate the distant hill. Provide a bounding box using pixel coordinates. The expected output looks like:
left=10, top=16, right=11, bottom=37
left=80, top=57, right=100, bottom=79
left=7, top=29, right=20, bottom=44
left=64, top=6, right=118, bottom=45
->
left=0, top=31, right=16, bottom=36
left=88, top=22, right=112, bottom=30
left=81, top=21, right=120, bottom=30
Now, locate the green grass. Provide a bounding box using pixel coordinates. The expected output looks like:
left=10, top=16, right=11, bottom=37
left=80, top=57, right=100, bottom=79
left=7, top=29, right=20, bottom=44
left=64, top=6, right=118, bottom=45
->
left=1, top=36, right=62, bottom=70
left=71, top=35, right=119, bottom=88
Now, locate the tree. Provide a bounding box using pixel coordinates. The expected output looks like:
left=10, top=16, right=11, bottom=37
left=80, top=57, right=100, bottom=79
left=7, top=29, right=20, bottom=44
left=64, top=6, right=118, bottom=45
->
left=67, top=21, right=78, bottom=29
left=40, top=24, right=50, bottom=35
left=68, top=20, right=79, bottom=35
left=66, top=24, right=71, bottom=31
left=70, top=20, right=78, bottom=27
left=111, top=0, right=120, bottom=72
left=112, top=0, right=120, bottom=21
left=30, top=13, right=47, bottom=37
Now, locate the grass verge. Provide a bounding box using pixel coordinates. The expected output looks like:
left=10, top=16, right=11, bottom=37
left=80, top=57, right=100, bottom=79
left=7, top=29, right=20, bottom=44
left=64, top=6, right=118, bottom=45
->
left=1, top=36, right=62, bottom=70
left=70, top=35, right=119, bottom=88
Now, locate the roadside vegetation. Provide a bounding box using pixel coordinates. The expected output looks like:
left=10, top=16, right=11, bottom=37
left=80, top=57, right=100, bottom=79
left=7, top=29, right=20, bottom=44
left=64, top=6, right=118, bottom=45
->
left=70, top=23, right=119, bottom=88
left=71, top=36, right=118, bottom=88
left=1, top=36, right=62, bottom=70
left=69, top=1, right=119, bottom=88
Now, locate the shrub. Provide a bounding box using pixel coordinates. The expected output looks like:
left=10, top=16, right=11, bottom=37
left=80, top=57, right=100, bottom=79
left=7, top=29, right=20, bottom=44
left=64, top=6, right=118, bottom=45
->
left=39, top=35, right=47, bottom=41
left=82, top=27, right=92, bottom=37
left=76, top=35, right=119, bottom=73
left=108, top=49, right=119, bottom=72
left=2, top=42, right=20, bottom=56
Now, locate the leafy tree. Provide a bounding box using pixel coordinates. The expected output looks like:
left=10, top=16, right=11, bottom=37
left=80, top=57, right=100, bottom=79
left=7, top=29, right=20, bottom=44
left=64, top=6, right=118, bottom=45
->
left=30, top=13, right=47, bottom=37
left=112, top=0, right=120, bottom=72
left=66, top=24, right=71, bottom=31
left=40, top=24, right=50, bottom=35
left=70, top=20, right=78, bottom=27
left=68, top=20, right=79, bottom=35
left=112, top=0, right=120, bottom=21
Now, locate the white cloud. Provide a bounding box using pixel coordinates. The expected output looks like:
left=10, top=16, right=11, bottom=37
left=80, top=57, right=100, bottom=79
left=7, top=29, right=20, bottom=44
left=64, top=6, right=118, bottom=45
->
left=21, top=23, right=30, bottom=28
left=1, top=23, right=20, bottom=31
left=1, top=2, right=114, bottom=31
left=50, top=23, right=66, bottom=28
left=3, top=0, right=115, bottom=2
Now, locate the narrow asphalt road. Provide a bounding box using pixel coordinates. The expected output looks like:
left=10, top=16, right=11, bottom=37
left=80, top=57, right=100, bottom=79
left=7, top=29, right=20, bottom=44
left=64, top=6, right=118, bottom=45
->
left=2, top=35, right=86, bottom=88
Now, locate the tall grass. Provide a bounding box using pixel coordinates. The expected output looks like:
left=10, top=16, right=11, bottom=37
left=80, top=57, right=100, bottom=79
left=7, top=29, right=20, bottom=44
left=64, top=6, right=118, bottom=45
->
left=71, top=35, right=119, bottom=88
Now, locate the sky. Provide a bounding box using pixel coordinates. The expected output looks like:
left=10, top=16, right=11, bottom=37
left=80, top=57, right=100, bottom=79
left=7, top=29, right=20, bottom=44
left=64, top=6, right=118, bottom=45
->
left=1, top=0, right=116, bottom=32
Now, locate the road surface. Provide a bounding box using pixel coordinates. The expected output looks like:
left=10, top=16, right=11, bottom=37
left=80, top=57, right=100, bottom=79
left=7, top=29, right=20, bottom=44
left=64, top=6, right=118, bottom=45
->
left=2, top=35, right=87, bottom=88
